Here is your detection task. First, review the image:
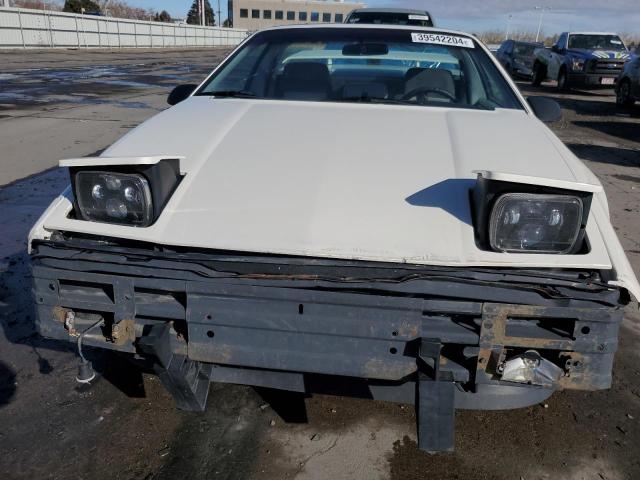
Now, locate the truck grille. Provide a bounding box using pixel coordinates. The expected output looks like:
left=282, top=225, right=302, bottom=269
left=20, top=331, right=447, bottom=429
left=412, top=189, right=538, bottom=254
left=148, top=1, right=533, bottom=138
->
left=587, top=59, right=626, bottom=75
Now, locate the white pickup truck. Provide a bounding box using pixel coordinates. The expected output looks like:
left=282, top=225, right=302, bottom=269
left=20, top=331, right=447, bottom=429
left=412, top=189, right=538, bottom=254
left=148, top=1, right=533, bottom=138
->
left=532, top=32, right=631, bottom=90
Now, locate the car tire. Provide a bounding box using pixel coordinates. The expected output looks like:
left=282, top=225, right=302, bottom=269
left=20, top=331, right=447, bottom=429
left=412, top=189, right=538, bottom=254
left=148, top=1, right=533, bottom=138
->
left=557, top=68, right=569, bottom=92
left=531, top=62, right=545, bottom=86
left=616, top=79, right=635, bottom=107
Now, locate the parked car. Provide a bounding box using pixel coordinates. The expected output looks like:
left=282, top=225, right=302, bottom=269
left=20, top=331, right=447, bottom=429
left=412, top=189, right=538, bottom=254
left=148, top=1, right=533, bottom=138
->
left=345, top=8, right=433, bottom=27
left=496, top=40, right=543, bottom=78
left=616, top=55, right=640, bottom=106
left=30, top=24, right=639, bottom=453
left=532, top=32, right=631, bottom=90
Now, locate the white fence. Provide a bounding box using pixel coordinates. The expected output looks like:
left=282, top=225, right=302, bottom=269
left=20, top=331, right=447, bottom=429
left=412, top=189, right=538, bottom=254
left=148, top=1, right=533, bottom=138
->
left=0, top=7, right=248, bottom=49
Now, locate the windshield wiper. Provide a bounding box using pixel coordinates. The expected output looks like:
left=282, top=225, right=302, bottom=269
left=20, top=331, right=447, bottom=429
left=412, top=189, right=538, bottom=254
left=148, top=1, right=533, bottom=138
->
left=207, top=90, right=257, bottom=98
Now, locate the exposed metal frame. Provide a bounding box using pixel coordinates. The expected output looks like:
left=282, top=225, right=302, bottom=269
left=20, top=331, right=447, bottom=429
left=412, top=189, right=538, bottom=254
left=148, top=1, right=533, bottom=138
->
left=31, top=237, right=625, bottom=451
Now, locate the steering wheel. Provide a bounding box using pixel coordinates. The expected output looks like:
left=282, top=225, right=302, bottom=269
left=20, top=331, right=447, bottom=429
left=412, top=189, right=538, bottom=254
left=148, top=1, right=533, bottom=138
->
left=402, top=87, right=457, bottom=103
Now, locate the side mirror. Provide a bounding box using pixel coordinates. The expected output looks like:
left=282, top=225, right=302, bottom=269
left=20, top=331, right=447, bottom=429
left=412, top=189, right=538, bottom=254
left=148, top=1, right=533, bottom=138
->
left=551, top=45, right=563, bottom=54
left=167, top=84, right=198, bottom=106
left=527, top=96, right=562, bottom=123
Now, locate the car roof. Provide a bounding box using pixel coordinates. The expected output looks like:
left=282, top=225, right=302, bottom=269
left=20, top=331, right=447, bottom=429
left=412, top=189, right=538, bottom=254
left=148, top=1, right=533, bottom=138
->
left=567, top=32, right=620, bottom=36
left=348, top=8, right=431, bottom=15
left=508, top=40, right=543, bottom=45
left=255, top=23, right=472, bottom=39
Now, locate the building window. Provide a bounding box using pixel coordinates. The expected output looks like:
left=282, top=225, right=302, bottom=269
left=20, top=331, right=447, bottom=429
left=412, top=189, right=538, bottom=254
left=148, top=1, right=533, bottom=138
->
left=287, top=11, right=295, bottom=20
left=239, top=8, right=248, bottom=18
left=299, top=11, right=307, bottom=21
left=334, top=13, right=343, bottom=23
left=275, top=10, right=283, bottom=20
left=263, top=10, right=271, bottom=19
left=251, top=9, right=259, bottom=18
left=310, top=12, right=319, bottom=22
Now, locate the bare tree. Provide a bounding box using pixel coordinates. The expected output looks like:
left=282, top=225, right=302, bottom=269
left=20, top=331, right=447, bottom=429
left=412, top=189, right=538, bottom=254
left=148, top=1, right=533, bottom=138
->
left=12, top=0, right=63, bottom=9
left=95, top=0, right=155, bottom=20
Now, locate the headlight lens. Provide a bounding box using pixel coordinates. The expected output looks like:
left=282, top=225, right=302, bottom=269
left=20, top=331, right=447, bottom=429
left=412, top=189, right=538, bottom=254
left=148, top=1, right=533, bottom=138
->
left=489, top=193, right=583, bottom=253
left=571, top=58, right=585, bottom=71
left=75, top=171, right=153, bottom=226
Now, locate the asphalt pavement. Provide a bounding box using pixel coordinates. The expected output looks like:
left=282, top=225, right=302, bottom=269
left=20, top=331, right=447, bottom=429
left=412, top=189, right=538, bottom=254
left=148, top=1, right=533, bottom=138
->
left=0, top=49, right=639, bottom=480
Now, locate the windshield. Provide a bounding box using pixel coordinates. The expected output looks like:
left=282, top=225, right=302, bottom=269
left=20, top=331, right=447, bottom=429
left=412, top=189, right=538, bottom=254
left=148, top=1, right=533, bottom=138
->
left=346, top=11, right=433, bottom=27
left=568, top=34, right=626, bottom=51
left=514, top=43, right=537, bottom=56
left=197, top=28, right=523, bottom=111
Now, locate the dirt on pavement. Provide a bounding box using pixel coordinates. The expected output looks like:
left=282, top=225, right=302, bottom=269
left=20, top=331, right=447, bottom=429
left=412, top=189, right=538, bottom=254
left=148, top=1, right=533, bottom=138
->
left=0, top=50, right=639, bottom=480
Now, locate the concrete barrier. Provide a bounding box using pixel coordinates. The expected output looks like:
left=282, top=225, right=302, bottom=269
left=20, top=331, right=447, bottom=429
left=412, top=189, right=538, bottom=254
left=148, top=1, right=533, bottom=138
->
left=0, top=7, right=248, bottom=49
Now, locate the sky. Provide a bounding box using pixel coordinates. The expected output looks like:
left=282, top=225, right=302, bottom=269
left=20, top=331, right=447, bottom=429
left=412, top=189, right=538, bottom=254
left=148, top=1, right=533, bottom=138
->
left=92, top=1, right=640, bottom=36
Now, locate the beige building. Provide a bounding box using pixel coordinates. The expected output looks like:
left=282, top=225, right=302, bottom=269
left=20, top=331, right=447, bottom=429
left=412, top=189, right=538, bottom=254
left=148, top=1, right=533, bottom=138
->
left=229, top=0, right=364, bottom=30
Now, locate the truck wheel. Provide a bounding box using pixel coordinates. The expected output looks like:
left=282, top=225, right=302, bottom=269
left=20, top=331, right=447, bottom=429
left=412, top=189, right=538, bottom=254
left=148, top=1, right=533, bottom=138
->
left=531, top=63, right=545, bottom=86
left=557, top=68, right=570, bottom=92
left=616, top=80, right=635, bottom=107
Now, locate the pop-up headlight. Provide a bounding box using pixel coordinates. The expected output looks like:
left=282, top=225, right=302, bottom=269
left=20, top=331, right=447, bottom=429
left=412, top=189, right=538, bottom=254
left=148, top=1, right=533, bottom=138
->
left=70, top=159, right=181, bottom=227
left=76, top=172, right=153, bottom=226
left=472, top=174, right=593, bottom=255
left=489, top=193, right=583, bottom=253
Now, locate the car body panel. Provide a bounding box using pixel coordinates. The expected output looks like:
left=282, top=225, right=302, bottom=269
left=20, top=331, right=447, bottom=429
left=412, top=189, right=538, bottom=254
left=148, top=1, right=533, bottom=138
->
left=28, top=95, right=640, bottom=300
left=616, top=56, right=640, bottom=102
left=496, top=40, right=541, bottom=77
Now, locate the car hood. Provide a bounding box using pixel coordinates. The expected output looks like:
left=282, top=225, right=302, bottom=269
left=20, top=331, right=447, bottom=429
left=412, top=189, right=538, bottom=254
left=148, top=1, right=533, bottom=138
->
left=33, top=97, right=640, bottom=299
left=567, top=48, right=630, bottom=60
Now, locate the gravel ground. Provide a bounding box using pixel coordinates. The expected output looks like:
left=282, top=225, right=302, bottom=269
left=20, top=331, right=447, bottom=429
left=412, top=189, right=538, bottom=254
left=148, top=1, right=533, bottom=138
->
left=0, top=50, right=639, bottom=480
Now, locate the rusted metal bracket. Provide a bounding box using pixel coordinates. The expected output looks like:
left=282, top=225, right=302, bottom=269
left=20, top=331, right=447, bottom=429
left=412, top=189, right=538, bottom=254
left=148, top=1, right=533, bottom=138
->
left=476, top=304, right=621, bottom=390
left=139, top=323, right=212, bottom=411
left=111, top=318, right=135, bottom=346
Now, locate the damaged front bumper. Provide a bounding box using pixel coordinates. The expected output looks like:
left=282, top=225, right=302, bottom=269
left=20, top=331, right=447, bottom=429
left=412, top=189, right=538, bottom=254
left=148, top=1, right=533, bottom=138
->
left=31, top=237, right=626, bottom=451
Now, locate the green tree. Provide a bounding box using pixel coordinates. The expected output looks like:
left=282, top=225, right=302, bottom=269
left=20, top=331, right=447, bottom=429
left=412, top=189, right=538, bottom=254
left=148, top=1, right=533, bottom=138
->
left=154, top=10, right=172, bottom=22
left=63, top=0, right=101, bottom=14
left=186, top=0, right=215, bottom=26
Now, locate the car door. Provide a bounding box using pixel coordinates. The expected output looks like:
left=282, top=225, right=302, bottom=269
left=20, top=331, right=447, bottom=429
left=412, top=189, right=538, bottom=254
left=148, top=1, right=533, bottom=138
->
left=497, top=41, right=509, bottom=67
left=548, top=34, right=567, bottom=79
left=504, top=41, right=514, bottom=68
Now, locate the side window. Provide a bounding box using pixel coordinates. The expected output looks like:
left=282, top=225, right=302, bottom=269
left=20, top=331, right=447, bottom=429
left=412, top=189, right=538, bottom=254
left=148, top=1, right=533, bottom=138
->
left=555, top=34, right=567, bottom=50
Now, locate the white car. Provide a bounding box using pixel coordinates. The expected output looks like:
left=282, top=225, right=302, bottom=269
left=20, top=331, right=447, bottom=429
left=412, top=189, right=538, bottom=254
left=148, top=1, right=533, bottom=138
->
left=29, top=25, right=639, bottom=452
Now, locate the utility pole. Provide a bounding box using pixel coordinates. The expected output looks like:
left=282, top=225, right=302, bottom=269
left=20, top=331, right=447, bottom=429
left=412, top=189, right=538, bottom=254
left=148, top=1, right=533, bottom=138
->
left=200, top=0, right=205, bottom=26
left=505, top=14, right=512, bottom=41
left=535, top=6, right=551, bottom=43
left=2, top=0, right=10, bottom=8
left=217, top=0, right=221, bottom=26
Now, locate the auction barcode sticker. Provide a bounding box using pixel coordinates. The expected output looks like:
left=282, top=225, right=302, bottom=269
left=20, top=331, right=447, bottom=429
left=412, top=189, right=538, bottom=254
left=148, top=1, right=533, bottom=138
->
left=411, top=32, right=475, bottom=49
